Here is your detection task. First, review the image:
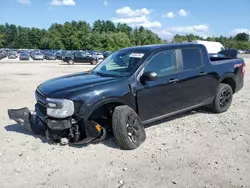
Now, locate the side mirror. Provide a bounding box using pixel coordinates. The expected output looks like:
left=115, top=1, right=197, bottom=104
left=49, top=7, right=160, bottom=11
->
left=140, top=71, right=158, bottom=82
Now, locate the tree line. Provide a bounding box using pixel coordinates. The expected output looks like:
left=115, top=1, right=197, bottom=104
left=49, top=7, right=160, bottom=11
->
left=0, top=20, right=162, bottom=51
left=0, top=20, right=249, bottom=51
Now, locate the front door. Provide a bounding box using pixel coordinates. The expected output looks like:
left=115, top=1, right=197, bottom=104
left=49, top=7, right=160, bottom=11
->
left=136, top=50, right=183, bottom=122
left=74, top=52, right=82, bottom=62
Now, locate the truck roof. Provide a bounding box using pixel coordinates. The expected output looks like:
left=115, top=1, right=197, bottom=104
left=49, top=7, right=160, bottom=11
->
left=121, top=43, right=205, bottom=53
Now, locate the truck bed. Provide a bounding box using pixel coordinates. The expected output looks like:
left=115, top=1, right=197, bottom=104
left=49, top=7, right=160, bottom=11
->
left=210, top=56, right=243, bottom=65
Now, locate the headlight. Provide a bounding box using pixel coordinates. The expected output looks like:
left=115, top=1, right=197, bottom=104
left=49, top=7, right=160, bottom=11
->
left=46, top=98, right=74, bottom=118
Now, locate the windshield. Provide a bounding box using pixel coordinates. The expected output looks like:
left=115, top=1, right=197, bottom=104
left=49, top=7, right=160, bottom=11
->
left=93, top=50, right=146, bottom=77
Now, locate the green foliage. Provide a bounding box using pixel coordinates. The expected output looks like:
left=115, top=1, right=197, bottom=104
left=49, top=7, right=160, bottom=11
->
left=0, top=20, right=162, bottom=51
left=1, top=20, right=250, bottom=51
left=234, top=33, right=249, bottom=42
left=0, top=25, right=5, bottom=48
left=173, top=34, right=203, bottom=42
left=173, top=33, right=250, bottom=50
left=0, top=34, right=4, bottom=48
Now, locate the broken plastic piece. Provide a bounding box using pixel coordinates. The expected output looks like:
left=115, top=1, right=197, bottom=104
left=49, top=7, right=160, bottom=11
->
left=8, top=107, right=46, bottom=136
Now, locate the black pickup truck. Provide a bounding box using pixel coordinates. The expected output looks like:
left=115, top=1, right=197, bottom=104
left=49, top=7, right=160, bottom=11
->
left=8, top=43, right=245, bottom=150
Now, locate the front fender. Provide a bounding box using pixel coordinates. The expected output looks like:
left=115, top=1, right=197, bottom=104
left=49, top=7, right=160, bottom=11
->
left=78, top=98, right=135, bottom=120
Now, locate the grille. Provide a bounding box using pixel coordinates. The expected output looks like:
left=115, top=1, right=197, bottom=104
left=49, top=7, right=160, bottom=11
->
left=37, top=102, right=47, bottom=115
left=35, top=89, right=47, bottom=116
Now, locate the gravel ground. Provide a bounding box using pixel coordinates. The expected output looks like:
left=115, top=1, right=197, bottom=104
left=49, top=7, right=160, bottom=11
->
left=0, top=56, right=249, bottom=188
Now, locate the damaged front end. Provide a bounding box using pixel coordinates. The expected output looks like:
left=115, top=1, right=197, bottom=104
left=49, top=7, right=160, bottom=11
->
left=7, top=94, right=105, bottom=145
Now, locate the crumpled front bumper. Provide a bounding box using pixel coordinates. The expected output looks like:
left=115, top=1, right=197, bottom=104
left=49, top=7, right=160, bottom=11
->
left=8, top=107, right=46, bottom=135
left=7, top=107, right=104, bottom=145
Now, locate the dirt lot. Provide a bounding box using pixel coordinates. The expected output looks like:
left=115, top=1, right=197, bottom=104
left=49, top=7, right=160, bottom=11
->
left=0, top=57, right=250, bottom=188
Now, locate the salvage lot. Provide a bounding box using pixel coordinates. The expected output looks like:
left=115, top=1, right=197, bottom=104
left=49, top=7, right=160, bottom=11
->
left=0, top=56, right=250, bottom=188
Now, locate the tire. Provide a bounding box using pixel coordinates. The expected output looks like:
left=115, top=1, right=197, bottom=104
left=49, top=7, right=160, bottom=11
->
left=212, top=83, right=233, bottom=113
left=68, top=59, right=74, bottom=65
left=112, top=105, right=146, bottom=150
left=91, top=59, right=97, bottom=65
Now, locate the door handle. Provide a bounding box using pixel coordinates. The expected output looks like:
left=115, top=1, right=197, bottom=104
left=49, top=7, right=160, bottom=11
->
left=169, top=78, right=179, bottom=83
left=199, top=72, right=207, bottom=76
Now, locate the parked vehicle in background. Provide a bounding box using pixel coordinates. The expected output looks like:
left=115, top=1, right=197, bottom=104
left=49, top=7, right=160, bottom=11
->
left=191, top=40, right=225, bottom=54
left=0, top=50, right=7, bottom=60
left=238, top=50, right=245, bottom=54
left=56, top=51, right=64, bottom=60
left=91, top=51, right=104, bottom=63
left=44, top=52, right=57, bottom=60
left=31, top=52, right=44, bottom=60
left=62, top=51, right=74, bottom=59
left=62, top=51, right=101, bottom=65
left=19, top=52, right=30, bottom=60
left=103, top=51, right=113, bottom=59
left=8, top=51, right=18, bottom=59
left=8, top=43, right=245, bottom=150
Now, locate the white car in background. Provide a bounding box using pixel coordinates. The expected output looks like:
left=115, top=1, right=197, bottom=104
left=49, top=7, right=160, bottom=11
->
left=92, top=52, right=104, bottom=63
left=32, top=52, right=44, bottom=60
left=238, top=50, right=245, bottom=54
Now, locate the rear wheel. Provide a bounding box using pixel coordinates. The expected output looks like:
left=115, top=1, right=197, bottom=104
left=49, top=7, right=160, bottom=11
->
left=112, top=105, right=146, bottom=150
left=68, top=59, right=74, bottom=65
left=91, top=59, right=97, bottom=65
left=212, top=83, right=233, bottom=113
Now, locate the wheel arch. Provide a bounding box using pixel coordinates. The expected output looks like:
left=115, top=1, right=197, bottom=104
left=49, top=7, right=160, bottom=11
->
left=82, top=98, right=135, bottom=120
left=219, top=73, right=236, bottom=93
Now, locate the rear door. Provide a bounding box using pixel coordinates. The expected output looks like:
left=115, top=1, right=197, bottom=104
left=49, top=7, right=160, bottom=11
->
left=179, top=48, right=218, bottom=108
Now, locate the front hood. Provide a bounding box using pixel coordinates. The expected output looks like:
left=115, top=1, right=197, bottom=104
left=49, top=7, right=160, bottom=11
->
left=38, top=72, right=118, bottom=98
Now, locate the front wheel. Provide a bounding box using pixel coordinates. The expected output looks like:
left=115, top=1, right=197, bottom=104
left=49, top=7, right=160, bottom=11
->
left=212, top=83, right=233, bottom=113
left=68, top=59, right=74, bottom=65
left=112, top=105, right=146, bottom=150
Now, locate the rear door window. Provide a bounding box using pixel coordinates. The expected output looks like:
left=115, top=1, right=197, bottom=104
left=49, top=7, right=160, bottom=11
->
left=182, top=49, right=203, bottom=70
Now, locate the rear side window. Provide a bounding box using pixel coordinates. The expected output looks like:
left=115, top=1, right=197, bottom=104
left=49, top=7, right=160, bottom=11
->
left=182, top=49, right=202, bottom=70
left=144, top=50, right=176, bottom=77
left=75, top=52, right=82, bottom=57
